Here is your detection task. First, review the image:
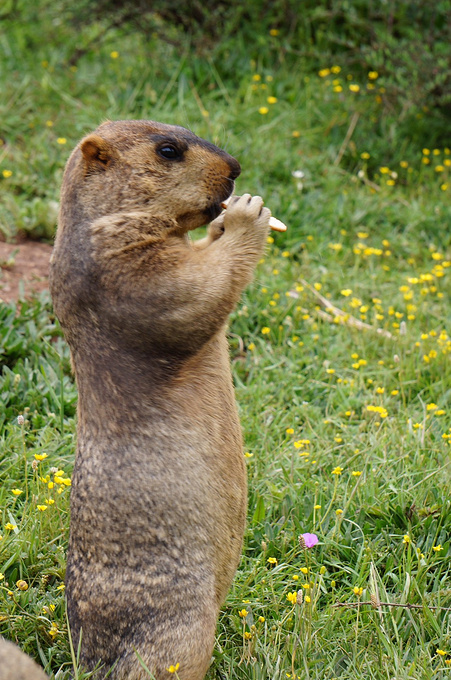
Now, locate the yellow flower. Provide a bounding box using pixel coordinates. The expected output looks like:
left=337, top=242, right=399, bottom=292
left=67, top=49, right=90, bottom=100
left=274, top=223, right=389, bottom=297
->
left=300, top=567, right=308, bottom=574
left=368, top=71, right=379, bottom=80
left=4, top=523, right=17, bottom=531
left=432, top=545, right=443, bottom=552
left=267, top=96, right=278, bottom=104
left=258, top=615, right=265, bottom=623
left=331, top=65, right=341, bottom=74
left=267, top=557, right=277, bottom=565
left=286, top=428, right=294, bottom=434
left=361, top=152, right=370, bottom=159
left=336, top=509, right=343, bottom=516
left=57, top=138, right=67, bottom=145
left=0, top=573, right=4, bottom=580
left=2, top=170, right=13, bottom=178
left=304, top=595, right=311, bottom=603
left=261, top=327, right=270, bottom=335
left=252, top=74, right=261, bottom=81
left=314, top=504, right=321, bottom=510
left=110, top=51, right=119, bottom=59
left=349, top=84, right=360, bottom=92
left=37, top=505, right=48, bottom=511
left=287, top=591, right=297, bottom=604
left=269, top=29, right=279, bottom=36
left=34, top=453, right=48, bottom=461
left=16, top=580, right=28, bottom=591
left=403, top=535, right=411, bottom=544
left=238, top=609, right=248, bottom=618
left=258, top=107, right=269, bottom=115
left=351, top=470, right=362, bottom=477
left=341, top=289, right=352, bottom=297
left=437, top=649, right=447, bottom=657
left=353, top=586, right=363, bottom=596
left=427, top=403, right=438, bottom=411
left=332, top=466, right=343, bottom=475
left=318, top=68, right=331, bottom=77
left=292, top=130, right=300, bottom=138
left=11, top=489, right=23, bottom=496
left=247, top=343, right=255, bottom=351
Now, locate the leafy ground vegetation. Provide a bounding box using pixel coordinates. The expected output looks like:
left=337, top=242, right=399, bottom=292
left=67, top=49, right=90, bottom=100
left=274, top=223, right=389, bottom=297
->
left=1, top=2, right=451, bottom=678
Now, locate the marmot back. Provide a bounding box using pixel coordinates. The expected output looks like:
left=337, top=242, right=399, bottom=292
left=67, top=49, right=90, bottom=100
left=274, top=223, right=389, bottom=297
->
left=0, top=638, right=48, bottom=680
left=50, top=120, right=270, bottom=680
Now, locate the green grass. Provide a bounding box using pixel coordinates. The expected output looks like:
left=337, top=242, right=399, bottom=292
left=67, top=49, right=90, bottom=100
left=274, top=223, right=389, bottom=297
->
left=1, top=5, right=451, bottom=679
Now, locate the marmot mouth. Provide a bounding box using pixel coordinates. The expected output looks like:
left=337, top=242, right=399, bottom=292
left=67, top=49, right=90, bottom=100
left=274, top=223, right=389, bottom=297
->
left=206, top=201, right=224, bottom=221
left=207, top=183, right=235, bottom=221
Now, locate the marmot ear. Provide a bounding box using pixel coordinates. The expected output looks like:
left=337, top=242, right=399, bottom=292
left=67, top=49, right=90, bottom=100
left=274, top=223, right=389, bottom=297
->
left=80, top=134, right=117, bottom=171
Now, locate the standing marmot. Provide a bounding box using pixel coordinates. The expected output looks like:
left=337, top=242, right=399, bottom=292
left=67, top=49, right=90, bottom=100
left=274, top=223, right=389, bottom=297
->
left=49, top=120, right=270, bottom=680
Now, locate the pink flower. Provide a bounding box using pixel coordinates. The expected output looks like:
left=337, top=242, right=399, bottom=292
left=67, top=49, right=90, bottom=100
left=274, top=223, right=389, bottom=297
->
left=300, top=533, right=319, bottom=549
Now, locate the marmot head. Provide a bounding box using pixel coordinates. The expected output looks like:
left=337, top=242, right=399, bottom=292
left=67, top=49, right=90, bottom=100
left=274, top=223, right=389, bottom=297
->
left=62, top=120, right=241, bottom=231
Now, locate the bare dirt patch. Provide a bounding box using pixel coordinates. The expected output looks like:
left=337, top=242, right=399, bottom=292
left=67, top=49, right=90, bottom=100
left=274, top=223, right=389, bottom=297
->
left=0, top=241, right=52, bottom=303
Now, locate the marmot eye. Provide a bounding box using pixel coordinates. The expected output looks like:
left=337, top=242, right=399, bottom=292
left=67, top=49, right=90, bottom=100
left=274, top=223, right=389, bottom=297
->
left=158, top=144, right=181, bottom=160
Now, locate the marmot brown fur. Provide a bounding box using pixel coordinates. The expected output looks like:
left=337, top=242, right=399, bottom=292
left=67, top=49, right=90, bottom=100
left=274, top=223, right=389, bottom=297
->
left=49, top=120, right=270, bottom=680
left=0, top=638, right=48, bottom=680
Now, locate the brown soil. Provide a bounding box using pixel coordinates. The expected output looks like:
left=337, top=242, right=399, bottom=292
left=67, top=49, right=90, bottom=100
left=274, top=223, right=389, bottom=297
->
left=0, top=241, right=52, bottom=303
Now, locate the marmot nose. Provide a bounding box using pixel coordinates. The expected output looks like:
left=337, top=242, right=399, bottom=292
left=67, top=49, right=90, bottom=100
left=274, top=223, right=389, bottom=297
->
left=228, top=158, right=241, bottom=181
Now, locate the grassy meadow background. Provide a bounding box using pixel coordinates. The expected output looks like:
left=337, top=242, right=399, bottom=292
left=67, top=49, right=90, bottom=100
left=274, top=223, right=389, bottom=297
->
left=1, top=2, right=451, bottom=678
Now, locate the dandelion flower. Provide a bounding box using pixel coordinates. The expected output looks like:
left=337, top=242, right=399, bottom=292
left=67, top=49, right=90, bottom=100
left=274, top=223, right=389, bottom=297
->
left=2, top=170, right=13, bottom=179
left=259, top=107, right=269, bottom=115
left=110, top=51, right=119, bottom=59
left=287, top=591, right=297, bottom=604
left=332, top=466, right=343, bottom=475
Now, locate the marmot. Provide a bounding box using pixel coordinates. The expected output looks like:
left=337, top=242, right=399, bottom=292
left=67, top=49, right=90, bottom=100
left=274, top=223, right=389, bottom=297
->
left=0, top=637, right=48, bottom=680
left=49, top=120, right=270, bottom=680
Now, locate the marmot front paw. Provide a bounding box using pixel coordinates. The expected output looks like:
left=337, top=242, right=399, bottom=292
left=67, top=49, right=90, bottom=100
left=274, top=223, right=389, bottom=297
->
left=223, top=194, right=271, bottom=234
